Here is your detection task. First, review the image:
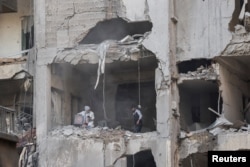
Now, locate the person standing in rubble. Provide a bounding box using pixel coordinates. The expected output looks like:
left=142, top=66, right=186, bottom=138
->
left=131, top=104, right=143, bottom=133
left=79, top=106, right=95, bottom=128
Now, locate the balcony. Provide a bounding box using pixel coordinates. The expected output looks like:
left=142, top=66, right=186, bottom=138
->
left=0, top=106, right=15, bottom=134
left=0, top=0, right=17, bottom=13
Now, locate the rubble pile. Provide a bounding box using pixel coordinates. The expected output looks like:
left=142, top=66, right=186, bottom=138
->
left=179, top=65, right=218, bottom=79
left=49, top=125, right=153, bottom=141
left=179, top=114, right=250, bottom=160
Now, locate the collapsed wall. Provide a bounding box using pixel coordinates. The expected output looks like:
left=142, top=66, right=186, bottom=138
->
left=35, top=0, right=174, bottom=166
left=174, top=1, right=250, bottom=166
left=39, top=126, right=158, bottom=167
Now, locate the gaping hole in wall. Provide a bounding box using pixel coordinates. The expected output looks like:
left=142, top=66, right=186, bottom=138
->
left=181, top=153, right=207, bottom=167
left=216, top=56, right=250, bottom=123
left=127, top=150, right=157, bottom=167
left=179, top=80, right=219, bottom=131
left=50, top=56, right=157, bottom=132
left=177, top=59, right=212, bottom=73
left=80, top=18, right=152, bottom=44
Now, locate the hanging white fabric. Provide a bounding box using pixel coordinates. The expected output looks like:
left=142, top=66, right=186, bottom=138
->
left=94, top=41, right=110, bottom=90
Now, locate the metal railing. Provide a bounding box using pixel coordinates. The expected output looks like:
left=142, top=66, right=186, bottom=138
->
left=0, top=106, right=15, bottom=134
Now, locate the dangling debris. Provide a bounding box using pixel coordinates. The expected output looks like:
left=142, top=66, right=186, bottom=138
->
left=24, top=78, right=32, bottom=92
left=94, top=41, right=110, bottom=89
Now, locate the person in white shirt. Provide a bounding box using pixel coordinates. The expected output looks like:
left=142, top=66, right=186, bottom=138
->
left=79, top=106, right=95, bottom=128
left=131, top=104, right=143, bottom=132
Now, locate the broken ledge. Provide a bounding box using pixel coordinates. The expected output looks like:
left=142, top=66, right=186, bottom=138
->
left=49, top=125, right=158, bottom=143
left=37, top=41, right=155, bottom=66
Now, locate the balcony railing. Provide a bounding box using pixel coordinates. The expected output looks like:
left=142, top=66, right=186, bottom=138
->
left=0, top=106, right=15, bottom=134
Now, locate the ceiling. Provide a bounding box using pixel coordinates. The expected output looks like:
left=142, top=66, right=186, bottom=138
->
left=0, top=79, right=25, bottom=95
left=179, top=80, right=218, bottom=93
left=216, top=56, right=250, bottom=81
left=73, top=56, right=158, bottom=75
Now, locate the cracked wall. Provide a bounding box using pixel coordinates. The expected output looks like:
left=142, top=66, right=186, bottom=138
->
left=175, top=0, right=233, bottom=62
left=45, top=0, right=150, bottom=48
left=39, top=127, right=158, bottom=167
left=35, top=0, right=175, bottom=166
left=173, top=1, right=249, bottom=166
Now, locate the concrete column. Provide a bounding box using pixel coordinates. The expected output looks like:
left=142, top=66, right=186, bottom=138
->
left=34, top=0, right=45, bottom=48
left=114, top=157, right=126, bottom=167
left=35, top=65, right=51, bottom=142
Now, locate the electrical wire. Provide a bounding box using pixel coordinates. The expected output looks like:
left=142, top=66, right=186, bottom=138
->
left=103, top=68, right=107, bottom=120
left=138, top=58, right=141, bottom=106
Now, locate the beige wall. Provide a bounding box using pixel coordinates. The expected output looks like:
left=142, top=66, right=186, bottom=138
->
left=176, top=0, right=233, bottom=61
left=0, top=13, right=21, bottom=57
left=0, top=0, right=32, bottom=58
left=220, top=65, right=250, bottom=122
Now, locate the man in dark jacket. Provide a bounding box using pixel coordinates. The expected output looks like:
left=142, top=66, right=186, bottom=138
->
left=131, top=104, right=143, bottom=132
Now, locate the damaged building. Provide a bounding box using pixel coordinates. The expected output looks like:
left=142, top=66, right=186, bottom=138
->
left=0, top=0, right=35, bottom=166
left=2, top=0, right=250, bottom=167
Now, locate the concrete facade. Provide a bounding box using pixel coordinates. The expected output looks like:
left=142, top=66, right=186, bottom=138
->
left=31, top=0, right=250, bottom=167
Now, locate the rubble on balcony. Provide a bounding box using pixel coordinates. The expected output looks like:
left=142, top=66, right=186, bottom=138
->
left=179, top=110, right=250, bottom=161
left=41, top=125, right=158, bottom=167
left=49, top=125, right=157, bottom=141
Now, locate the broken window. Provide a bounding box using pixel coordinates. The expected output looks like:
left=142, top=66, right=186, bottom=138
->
left=80, top=18, right=152, bottom=44
left=179, top=80, right=219, bottom=131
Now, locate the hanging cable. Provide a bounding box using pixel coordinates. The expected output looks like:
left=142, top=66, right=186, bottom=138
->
left=103, top=68, right=108, bottom=120
left=133, top=154, right=135, bottom=167
left=138, top=57, right=141, bottom=106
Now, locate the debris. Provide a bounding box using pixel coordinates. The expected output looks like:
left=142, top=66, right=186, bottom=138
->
left=235, top=24, right=247, bottom=34
left=207, top=116, right=233, bottom=130
left=115, top=125, right=121, bottom=130
left=178, top=64, right=218, bottom=82
left=179, top=131, right=187, bottom=139
left=208, top=107, right=221, bottom=117
left=48, top=125, right=151, bottom=142
left=239, top=0, right=247, bottom=21
left=63, top=128, right=73, bottom=136
left=245, top=12, right=250, bottom=31
left=119, top=35, right=134, bottom=44
left=24, top=78, right=32, bottom=92
left=231, top=120, right=247, bottom=130
left=94, top=40, right=110, bottom=89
